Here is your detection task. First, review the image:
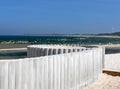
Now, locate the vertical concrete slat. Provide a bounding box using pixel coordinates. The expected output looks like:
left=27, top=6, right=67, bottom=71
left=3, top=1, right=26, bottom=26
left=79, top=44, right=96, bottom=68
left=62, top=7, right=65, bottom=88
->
left=0, top=62, right=8, bottom=89
left=15, top=61, right=22, bottom=89
left=8, top=61, right=15, bottom=89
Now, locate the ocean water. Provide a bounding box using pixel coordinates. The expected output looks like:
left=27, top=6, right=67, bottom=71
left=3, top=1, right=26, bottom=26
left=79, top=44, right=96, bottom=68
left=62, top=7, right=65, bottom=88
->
left=105, top=48, right=120, bottom=54
left=0, top=51, right=27, bottom=56
left=0, top=51, right=27, bottom=59
left=0, top=35, right=120, bottom=44
left=0, top=35, right=120, bottom=59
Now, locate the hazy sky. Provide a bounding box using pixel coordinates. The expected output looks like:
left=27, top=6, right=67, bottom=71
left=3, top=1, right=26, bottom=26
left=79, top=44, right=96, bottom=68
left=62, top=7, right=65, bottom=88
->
left=0, top=0, right=120, bottom=35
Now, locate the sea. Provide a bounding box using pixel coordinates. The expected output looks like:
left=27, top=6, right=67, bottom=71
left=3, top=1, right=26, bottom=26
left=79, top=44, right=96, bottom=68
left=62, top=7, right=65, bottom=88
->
left=0, top=35, right=120, bottom=59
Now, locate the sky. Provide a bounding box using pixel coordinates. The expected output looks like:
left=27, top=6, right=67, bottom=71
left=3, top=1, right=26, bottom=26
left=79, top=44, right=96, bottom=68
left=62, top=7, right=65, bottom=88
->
left=0, top=0, right=120, bottom=35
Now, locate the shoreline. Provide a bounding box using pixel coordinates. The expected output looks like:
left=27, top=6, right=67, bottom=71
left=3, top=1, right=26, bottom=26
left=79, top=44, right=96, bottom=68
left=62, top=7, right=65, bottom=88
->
left=104, top=44, right=120, bottom=48
left=0, top=44, right=120, bottom=51
left=0, top=48, right=27, bottom=52
left=90, top=44, right=120, bottom=48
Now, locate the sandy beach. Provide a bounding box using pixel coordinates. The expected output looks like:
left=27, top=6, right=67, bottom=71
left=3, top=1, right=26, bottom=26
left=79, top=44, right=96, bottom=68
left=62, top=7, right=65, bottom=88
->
left=0, top=44, right=120, bottom=51
left=0, top=48, right=27, bottom=52
left=104, top=44, right=120, bottom=48
left=84, top=73, right=120, bottom=89
left=89, top=44, right=120, bottom=48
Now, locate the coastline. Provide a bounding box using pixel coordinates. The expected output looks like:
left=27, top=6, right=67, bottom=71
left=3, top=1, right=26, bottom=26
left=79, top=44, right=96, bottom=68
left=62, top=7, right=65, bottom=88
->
left=89, top=44, right=120, bottom=48
left=104, top=44, right=120, bottom=48
left=0, top=48, right=27, bottom=52
left=0, top=44, right=120, bottom=51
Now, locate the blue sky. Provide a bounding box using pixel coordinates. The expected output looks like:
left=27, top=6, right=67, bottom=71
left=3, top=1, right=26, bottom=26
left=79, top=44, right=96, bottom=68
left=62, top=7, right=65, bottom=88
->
left=0, top=0, right=120, bottom=35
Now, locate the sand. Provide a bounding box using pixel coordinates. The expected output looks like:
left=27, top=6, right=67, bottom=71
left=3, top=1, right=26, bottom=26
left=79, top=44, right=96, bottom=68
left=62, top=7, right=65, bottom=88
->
left=84, top=73, right=120, bottom=89
left=0, top=48, right=27, bottom=52
left=90, top=44, right=120, bottom=48
left=104, top=44, right=120, bottom=48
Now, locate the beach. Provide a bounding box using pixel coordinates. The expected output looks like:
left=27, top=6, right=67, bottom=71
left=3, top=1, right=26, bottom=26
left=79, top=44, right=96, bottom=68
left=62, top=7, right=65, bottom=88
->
left=89, top=44, right=120, bottom=48
left=0, top=48, right=27, bottom=52
left=0, top=44, right=119, bottom=53
left=103, top=44, right=120, bottom=48
left=84, top=73, right=120, bottom=89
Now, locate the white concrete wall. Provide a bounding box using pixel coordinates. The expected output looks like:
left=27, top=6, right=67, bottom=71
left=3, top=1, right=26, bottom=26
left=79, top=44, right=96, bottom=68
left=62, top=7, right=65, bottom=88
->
left=0, top=45, right=104, bottom=89
left=27, top=44, right=86, bottom=57
left=105, top=53, right=120, bottom=72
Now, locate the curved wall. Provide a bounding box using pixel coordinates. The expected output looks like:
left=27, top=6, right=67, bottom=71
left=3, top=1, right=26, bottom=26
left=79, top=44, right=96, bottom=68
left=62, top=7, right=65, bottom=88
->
left=0, top=44, right=105, bottom=89
left=26, top=44, right=105, bottom=89
left=27, top=44, right=86, bottom=57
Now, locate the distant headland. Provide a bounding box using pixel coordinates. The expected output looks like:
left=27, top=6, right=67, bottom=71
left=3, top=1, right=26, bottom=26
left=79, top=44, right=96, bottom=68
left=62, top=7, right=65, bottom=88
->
left=23, top=32, right=120, bottom=38
left=24, top=32, right=120, bottom=36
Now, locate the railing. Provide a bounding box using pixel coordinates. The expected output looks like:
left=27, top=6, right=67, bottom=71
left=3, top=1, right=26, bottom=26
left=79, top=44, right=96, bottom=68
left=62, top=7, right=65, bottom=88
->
left=0, top=45, right=104, bottom=89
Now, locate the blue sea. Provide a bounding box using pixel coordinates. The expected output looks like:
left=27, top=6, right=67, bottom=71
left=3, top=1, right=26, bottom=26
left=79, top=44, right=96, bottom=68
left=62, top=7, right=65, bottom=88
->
left=0, top=35, right=120, bottom=58
left=0, top=35, right=120, bottom=44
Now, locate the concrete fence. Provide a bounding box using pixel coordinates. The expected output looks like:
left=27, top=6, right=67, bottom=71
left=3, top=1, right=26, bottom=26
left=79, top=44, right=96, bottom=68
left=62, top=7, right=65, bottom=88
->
left=0, top=45, right=104, bottom=89
left=105, top=53, right=120, bottom=72
left=27, top=44, right=86, bottom=57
